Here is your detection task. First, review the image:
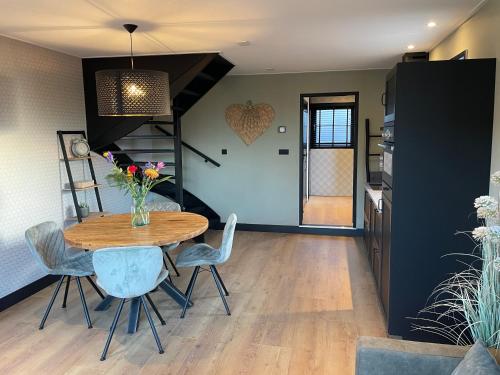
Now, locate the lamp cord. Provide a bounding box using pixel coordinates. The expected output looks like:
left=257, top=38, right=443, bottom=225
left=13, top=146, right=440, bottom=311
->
left=129, top=32, right=134, bottom=70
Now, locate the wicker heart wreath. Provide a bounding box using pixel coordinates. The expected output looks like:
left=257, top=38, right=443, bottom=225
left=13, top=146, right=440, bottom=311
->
left=225, top=101, right=275, bottom=145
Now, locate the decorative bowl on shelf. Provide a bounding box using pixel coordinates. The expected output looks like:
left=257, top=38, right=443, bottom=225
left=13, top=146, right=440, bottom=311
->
left=71, top=138, right=90, bottom=158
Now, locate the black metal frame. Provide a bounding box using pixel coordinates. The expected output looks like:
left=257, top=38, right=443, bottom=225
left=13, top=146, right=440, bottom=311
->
left=180, top=265, right=230, bottom=319
left=299, top=92, right=359, bottom=228
left=100, top=294, right=165, bottom=361
left=39, top=275, right=104, bottom=330
left=173, top=111, right=184, bottom=208
left=57, top=130, right=104, bottom=223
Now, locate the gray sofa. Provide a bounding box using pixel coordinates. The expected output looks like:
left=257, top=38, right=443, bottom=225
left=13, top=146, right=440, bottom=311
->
left=355, top=336, right=499, bottom=375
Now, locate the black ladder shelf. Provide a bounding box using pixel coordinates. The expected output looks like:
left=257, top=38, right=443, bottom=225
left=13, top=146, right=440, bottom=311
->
left=57, top=130, right=106, bottom=223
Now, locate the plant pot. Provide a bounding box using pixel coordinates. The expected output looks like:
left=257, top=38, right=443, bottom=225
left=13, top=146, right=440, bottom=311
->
left=80, top=206, right=89, bottom=218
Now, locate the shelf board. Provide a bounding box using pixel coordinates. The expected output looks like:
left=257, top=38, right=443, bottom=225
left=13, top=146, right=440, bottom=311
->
left=66, top=211, right=110, bottom=222
left=63, top=184, right=102, bottom=191
left=60, top=156, right=93, bottom=161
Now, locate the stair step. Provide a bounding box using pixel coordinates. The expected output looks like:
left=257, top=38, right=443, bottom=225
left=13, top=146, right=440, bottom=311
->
left=181, top=89, right=201, bottom=97
left=197, top=72, right=215, bottom=81
left=144, top=120, right=173, bottom=125
left=113, top=149, right=175, bottom=154
left=122, top=135, right=175, bottom=140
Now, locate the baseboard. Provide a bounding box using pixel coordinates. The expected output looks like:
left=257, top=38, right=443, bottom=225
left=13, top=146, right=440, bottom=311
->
left=0, top=275, right=59, bottom=312
left=214, top=222, right=363, bottom=236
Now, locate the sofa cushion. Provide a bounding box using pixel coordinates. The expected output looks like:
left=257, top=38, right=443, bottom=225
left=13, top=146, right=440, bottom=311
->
left=452, top=341, right=500, bottom=375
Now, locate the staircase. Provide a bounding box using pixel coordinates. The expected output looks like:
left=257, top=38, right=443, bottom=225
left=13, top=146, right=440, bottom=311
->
left=81, top=53, right=233, bottom=227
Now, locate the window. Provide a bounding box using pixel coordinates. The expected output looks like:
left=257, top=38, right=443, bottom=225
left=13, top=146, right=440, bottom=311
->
left=310, top=105, right=355, bottom=148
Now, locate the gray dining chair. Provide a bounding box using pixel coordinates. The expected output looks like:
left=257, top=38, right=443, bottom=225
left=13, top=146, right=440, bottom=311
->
left=92, top=246, right=168, bottom=361
left=175, top=213, right=237, bottom=318
left=25, top=221, right=104, bottom=330
left=148, top=200, right=181, bottom=279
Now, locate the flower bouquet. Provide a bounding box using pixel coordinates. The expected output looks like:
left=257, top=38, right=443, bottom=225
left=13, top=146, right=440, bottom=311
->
left=103, top=151, right=171, bottom=227
left=413, top=171, right=500, bottom=349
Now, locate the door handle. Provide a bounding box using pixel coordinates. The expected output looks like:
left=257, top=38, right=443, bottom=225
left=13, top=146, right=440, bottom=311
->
left=381, top=92, right=386, bottom=106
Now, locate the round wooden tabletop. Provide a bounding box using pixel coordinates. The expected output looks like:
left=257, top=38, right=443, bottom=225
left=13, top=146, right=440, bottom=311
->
left=64, top=211, right=209, bottom=250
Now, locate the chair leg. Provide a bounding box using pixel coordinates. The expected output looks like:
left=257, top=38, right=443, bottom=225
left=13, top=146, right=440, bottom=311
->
left=75, top=277, right=92, bottom=329
left=165, top=252, right=180, bottom=277
left=100, top=299, right=125, bottom=361
left=140, top=296, right=164, bottom=354
left=181, top=266, right=200, bottom=319
left=85, top=276, right=105, bottom=299
left=39, top=275, right=65, bottom=330
left=210, top=266, right=231, bottom=316
left=211, top=266, right=229, bottom=296
left=145, top=293, right=166, bottom=325
left=61, top=276, right=71, bottom=308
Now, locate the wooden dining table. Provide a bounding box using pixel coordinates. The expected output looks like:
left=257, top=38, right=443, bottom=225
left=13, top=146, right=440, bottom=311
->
left=64, top=211, right=209, bottom=333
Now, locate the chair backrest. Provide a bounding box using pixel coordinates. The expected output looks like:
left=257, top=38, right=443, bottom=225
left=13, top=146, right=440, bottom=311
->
left=92, top=246, right=163, bottom=298
left=148, top=200, right=181, bottom=212
left=217, top=214, right=237, bottom=263
left=25, top=221, right=66, bottom=274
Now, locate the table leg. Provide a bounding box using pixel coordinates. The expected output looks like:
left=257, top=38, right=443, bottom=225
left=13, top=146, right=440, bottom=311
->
left=127, top=297, right=141, bottom=334
left=159, top=280, right=193, bottom=308
left=95, top=295, right=115, bottom=311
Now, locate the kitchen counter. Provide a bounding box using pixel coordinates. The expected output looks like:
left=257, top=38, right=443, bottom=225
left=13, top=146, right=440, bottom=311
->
left=365, top=184, right=382, bottom=212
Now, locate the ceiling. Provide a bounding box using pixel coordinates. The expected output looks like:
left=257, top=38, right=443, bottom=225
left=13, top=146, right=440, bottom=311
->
left=0, top=0, right=485, bottom=74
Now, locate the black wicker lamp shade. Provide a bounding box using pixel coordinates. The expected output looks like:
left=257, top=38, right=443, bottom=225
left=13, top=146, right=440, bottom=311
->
left=95, top=69, right=171, bottom=116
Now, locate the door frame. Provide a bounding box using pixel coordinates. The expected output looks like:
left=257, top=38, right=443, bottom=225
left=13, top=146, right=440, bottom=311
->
left=298, top=91, right=359, bottom=227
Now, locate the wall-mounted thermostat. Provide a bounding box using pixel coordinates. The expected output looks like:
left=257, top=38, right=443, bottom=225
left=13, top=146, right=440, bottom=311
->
left=278, top=126, right=287, bottom=133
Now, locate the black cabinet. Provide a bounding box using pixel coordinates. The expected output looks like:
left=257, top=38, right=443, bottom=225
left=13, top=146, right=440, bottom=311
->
left=381, top=59, right=496, bottom=342
left=380, top=194, right=391, bottom=320
left=384, top=70, right=396, bottom=122
left=363, top=190, right=383, bottom=290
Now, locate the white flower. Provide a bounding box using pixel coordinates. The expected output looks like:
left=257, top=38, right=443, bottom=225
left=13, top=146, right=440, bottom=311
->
left=491, top=171, right=500, bottom=185
left=472, top=226, right=490, bottom=241
left=477, top=206, right=498, bottom=219
left=474, top=195, right=498, bottom=209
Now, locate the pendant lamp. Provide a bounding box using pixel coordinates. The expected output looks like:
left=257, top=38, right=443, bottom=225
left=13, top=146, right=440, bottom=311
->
left=95, top=24, right=171, bottom=116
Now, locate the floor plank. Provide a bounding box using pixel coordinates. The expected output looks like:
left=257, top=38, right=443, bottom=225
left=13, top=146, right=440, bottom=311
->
left=302, top=196, right=353, bottom=226
left=0, top=231, right=386, bottom=374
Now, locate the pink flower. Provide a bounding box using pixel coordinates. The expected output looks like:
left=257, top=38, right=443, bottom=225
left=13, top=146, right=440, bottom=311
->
left=156, top=161, right=165, bottom=171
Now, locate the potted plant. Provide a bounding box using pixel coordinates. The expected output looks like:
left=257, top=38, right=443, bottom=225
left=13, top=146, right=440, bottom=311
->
left=78, top=202, right=89, bottom=218
left=103, top=151, right=171, bottom=227
left=413, top=171, right=500, bottom=350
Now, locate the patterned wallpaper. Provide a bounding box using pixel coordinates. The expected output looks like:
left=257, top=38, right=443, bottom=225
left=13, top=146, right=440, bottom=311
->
left=309, top=149, right=353, bottom=196
left=0, top=36, right=132, bottom=298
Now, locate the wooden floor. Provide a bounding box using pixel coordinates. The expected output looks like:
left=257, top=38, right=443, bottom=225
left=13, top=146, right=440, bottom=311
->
left=303, top=196, right=353, bottom=227
left=0, top=231, right=386, bottom=374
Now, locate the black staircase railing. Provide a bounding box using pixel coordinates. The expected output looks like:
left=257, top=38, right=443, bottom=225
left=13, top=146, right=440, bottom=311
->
left=154, top=125, right=221, bottom=167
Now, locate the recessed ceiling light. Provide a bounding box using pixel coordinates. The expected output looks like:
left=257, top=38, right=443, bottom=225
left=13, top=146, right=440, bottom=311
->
left=264, top=67, right=275, bottom=71
left=407, top=44, right=415, bottom=50
left=238, top=41, right=251, bottom=47
left=427, top=21, right=437, bottom=28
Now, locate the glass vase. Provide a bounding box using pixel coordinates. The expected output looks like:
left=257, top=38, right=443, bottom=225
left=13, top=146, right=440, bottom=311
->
left=131, top=197, right=150, bottom=227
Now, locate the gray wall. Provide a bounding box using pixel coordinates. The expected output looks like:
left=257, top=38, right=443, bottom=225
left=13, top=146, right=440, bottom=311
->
left=181, top=70, right=387, bottom=227
left=0, top=36, right=130, bottom=298
left=431, top=0, right=500, bottom=195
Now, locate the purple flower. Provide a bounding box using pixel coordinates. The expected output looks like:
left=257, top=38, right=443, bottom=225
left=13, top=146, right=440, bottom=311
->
left=156, top=161, right=165, bottom=171
left=144, top=161, right=154, bottom=169
left=103, top=151, right=114, bottom=163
